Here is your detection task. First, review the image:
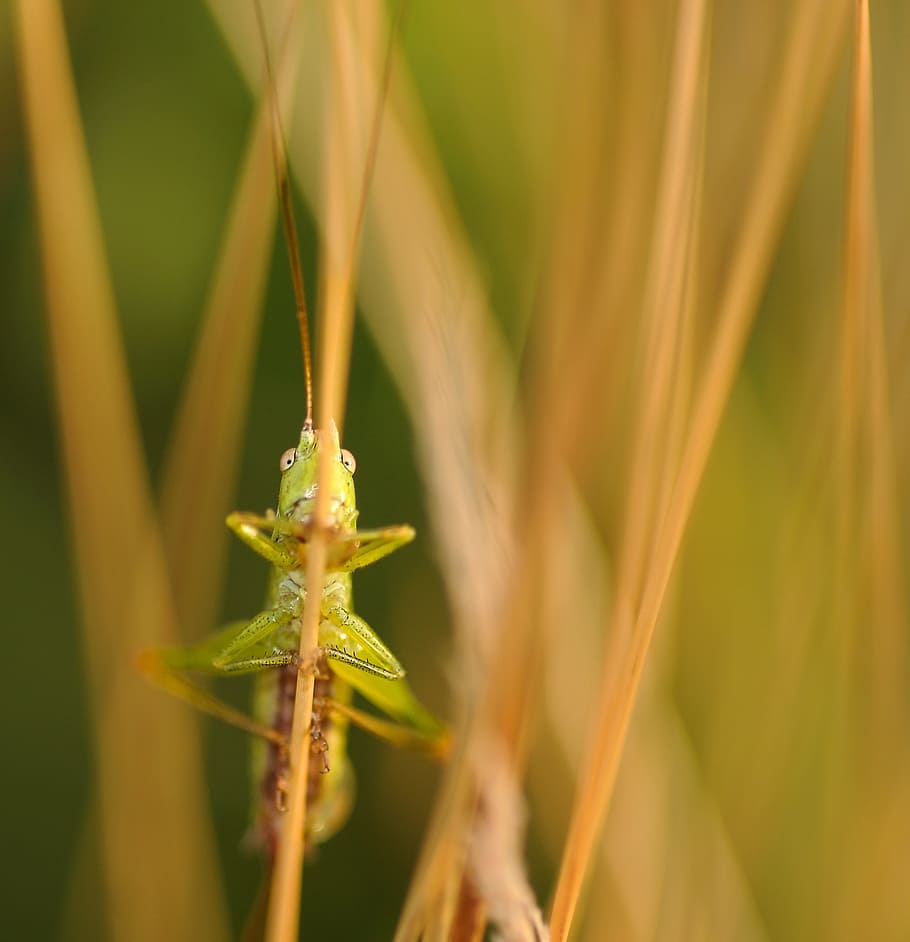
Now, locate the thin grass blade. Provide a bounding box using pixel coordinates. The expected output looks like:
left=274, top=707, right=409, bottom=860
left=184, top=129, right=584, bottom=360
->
left=14, top=1, right=229, bottom=939
left=160, top=24, right=304, bottom=635
left=549, top=0, right=850, bottom=936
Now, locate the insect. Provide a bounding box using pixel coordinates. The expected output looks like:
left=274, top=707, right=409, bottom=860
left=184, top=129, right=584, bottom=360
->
left=142, top=418, right=447, bottom=851
left=140, top=0, right=447, bottom=854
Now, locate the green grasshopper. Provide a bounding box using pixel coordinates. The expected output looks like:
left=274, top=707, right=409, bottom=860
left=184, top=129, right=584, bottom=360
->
left=142, top=419, right=447, bottom=851
left=140, top=0, right=446, bottom=854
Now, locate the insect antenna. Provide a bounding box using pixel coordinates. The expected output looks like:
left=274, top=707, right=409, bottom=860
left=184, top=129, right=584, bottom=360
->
left=253, top=0, right=314, bottom=428
left=311, top=0, right=407, bottom=438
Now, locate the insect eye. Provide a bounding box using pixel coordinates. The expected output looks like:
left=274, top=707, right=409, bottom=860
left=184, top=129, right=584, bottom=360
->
left=340, top=448, right=356, bottom=474
left=279, top=448, right=297, bottom=472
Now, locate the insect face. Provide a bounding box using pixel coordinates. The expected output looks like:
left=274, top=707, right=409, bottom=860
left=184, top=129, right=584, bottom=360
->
left=276, top=420, right=358, bottom=529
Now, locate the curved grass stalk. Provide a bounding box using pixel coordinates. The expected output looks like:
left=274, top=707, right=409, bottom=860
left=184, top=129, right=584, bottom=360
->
left=263, top=4, right=403, bottom=938
left=14, top=1, right=229, bottom=938
left=826, top=4, right=910, bottom=936
left=549, top=0, right=850, bottom=936
left=160, top=98, right=282, bottom=636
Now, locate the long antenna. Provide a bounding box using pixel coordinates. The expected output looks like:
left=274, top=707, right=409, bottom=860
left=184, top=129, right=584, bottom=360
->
left=253, top=0, right=314, bottom=428
left=254, top=4, right=409, bottom=939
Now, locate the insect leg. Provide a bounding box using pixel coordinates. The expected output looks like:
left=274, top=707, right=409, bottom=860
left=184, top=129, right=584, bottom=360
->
left=228, top=519, right=415, bottom=574
left=330, top=661, right=449, bottom=743
left=227, top=511, right=299, bottom=568
left=315, top=695, right=449, bottom=760
left=213, top=604, right=296, bottom=667
left=329, top=525, right=415, bottom=572
left=321, top=604, right=404, bottom=679
left=137, top=646, right=284, bottom=745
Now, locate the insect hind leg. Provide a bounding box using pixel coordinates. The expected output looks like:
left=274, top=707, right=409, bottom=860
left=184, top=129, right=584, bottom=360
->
left=137, top=647, right=285, bottom=746
left=315, top=695, right=450, bottom=760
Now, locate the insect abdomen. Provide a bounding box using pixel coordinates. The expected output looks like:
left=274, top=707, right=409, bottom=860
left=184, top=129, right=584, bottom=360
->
left=251, top=644, right=354, bottom=855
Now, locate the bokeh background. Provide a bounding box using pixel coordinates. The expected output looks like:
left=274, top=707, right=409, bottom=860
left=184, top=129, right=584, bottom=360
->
left=3, top=0, right=910, bottom=940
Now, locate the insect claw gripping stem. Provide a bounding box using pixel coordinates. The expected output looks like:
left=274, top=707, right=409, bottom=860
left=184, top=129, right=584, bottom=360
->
left=293, top=647, right=329, bottom=679
left=309, top=724, right=330, bottom=775
left=275, top=775, right=290, bottom=813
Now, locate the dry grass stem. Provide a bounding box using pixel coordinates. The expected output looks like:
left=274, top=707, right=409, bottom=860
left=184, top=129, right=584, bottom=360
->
left=824, top=4, right=910, bottom=937
left=159, top=99, right=280, bottom=635
left=839, top=0, right=906, bottom=658
left=549, top=0, right=710, bottom=933
left=264, top=4, right=397, bottom=937
left=263, top=529, right=326, bottom=942
left=258, top=3, right=318, bottom=936
left=550, top=0, right=850, bottom=936
left=14, top=0, right=229, bottom=938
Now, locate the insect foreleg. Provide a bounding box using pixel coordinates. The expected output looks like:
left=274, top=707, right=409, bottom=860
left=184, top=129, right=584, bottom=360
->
left=213, top=604, right=296, bottom=667
left=328, top=525, right=415, bottom=572
left=217, top=650, right=303, bottom=673
left=228, top=515, right=416, bottom=578
left=227, top=511, right=298, bottom=568
left=322, top=604, right=404, bottom=679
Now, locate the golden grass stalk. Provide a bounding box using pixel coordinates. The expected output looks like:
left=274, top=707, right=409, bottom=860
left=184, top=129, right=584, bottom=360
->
left=262, top=514, right=325, bottom=942
left=838, top=0, right=905, bottom=655
left=160, top=101, right=279, bottom=635
left=836, top=0, right=875, bottom=594
left=597, top=696, right=770, bottom=941
left=258, top=2, right=321, bottom=933
left=264, top=4, right=398, bottom=937
left=548, top=0, right=710, bottom=932
left=14, top=1, right=229, bottom=939
left=826, top=3, right=910, bottom=937
left=347, top=57, right=535, bottom=942
left=357, top=84, right=533, bottom=942
left=550, top=0, right=850, bottom=936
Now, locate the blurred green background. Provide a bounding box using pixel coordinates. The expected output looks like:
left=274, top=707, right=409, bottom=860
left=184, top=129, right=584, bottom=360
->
left=4, top=0, right=910, bottom=940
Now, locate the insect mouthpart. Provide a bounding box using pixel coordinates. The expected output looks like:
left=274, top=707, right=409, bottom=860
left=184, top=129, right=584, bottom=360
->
left=292, top=486, right=318, bottom=511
